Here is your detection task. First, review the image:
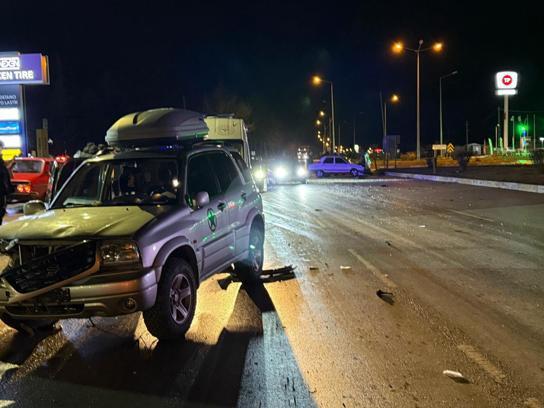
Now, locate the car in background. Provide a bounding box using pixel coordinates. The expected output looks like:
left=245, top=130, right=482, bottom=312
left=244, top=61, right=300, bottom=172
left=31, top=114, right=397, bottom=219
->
left=308, top=155, right=364, bottom=178
left=268, top=159, right=308, bottom=185
left=9, top=157, right=55, bottom=202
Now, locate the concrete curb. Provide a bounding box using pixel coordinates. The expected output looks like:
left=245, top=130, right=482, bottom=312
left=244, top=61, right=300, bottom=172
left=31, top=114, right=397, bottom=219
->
left=385, top=172, right=544, bottom=194
left=308, top=178, right=408, bottom=184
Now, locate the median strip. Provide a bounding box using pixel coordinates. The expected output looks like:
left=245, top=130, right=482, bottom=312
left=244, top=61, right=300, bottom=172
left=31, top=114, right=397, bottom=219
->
left=385, top=172, right=544, bottom=193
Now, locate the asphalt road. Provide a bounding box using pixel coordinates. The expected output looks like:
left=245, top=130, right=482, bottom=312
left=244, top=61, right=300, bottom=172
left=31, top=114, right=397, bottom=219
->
left=1, top=179, right=544, bottom=407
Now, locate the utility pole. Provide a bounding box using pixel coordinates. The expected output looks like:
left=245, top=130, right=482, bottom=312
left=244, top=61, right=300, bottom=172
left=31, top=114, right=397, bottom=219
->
left=465, top=120, right=469, bottom=147
left=534, top=114, right=537, bottom=151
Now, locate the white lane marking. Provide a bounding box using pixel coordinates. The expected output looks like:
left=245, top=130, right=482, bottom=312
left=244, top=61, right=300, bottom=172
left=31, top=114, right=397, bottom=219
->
left=309, top=178, right=408, bottom=184
left=457, top=344, right=506, bottom=384
left=447, top=209, right=495, bottom=223
left=348, top=249, right=397, bottom=289
left=313, top=217, right=326, bottom=228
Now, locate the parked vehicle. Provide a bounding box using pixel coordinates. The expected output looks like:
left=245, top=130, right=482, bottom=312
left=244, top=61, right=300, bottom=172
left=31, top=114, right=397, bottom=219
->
left=308, top=155, right=364, bottom=178
left=9, top=157, right=55, bottom=202
left=0, top=108, right=265, bottom=340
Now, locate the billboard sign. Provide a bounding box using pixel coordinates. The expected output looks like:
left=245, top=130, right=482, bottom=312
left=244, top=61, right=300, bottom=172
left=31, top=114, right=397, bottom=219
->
left=495, top=71, right=518, bottom=96
left=0, top=85, right=24, bottom=150
left=0, top=53, right=49, bottom=85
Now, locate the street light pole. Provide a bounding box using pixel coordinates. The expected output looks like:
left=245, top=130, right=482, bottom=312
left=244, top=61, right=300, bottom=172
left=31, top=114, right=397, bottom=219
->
left=416, top=40, right=422, bottom=160
left=392, top=39, right=443, bottom=160
left=330, top=81, right=336, bottom=153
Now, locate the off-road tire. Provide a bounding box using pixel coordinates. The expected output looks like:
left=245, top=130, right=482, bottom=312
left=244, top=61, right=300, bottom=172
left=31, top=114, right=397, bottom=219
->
left=143, top=257, right=197, bottom=340
left=350, top=168, right=359, bottom=178
left=316, top=170, right=324, bottom=178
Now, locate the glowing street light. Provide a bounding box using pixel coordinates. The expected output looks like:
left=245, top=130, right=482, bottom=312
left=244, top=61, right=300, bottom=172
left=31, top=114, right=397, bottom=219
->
left=392, top=42, right=404, bottom=54
left=319, top=110, right=326, bottom=117
left=311, top=75, right=336, bottom=152
left=316, top=119, right=322, bottom=126
left=392, top=39, right=445, bottom=159
left=382, top=93, right=400, bottom=138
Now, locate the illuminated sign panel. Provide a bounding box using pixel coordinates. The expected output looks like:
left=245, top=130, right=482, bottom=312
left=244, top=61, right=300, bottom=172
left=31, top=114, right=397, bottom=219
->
left=0, top=121, right=20, bottom=134
left=495, top=71, right=518, bottom=95
left=0, top=134, right=22, bottom=148
left=0, top=54, right=49, bottom=85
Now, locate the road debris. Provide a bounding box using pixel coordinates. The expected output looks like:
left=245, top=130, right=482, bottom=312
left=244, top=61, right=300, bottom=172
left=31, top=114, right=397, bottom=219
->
left=309, top=266, right=319, bottom=270
left=340, top=265, right=352, bottom=270
left=376, top=289, right=395, bottom=305
left=442, top=370, right=470, bottom=383
left=418, top=225, right=426, bottom=228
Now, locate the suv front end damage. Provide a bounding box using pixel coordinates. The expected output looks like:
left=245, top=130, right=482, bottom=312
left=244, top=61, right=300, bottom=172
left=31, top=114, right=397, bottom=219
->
left=0, top=239, right=158, bottom=319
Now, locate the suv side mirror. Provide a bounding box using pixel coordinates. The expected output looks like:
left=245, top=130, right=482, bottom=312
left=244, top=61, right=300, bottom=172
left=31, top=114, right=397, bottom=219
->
left=23, top=200, right=46, bottom=216
left=195, top=191, right=210, bottom=208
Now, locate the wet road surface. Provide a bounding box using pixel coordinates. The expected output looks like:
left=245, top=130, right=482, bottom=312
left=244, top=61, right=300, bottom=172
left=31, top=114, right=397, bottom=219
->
left=1, top=179, right=544, bottom=407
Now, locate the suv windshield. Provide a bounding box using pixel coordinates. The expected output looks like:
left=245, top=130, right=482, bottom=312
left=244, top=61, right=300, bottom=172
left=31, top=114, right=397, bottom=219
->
left=52, top=158, right=181, bottom=208
left=12, top=160, right=43, bottom=173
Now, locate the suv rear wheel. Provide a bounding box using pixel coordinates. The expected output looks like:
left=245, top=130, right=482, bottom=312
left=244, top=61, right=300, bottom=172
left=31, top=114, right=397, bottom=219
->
left=234, top=224, right=264, bottom=283
left=143, top=257, right=197, bottom=340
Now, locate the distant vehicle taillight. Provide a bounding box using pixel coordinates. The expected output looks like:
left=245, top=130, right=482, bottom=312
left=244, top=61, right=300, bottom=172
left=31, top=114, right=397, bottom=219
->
left=17, top=184, right=31, bottom=193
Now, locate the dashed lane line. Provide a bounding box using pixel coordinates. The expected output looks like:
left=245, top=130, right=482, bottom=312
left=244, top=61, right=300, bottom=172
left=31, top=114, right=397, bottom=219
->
left=447, top=209, right=495, bottom=223
left=347, top=249, right=397, bottom=289
left=457, top=344, right=507, bottom=384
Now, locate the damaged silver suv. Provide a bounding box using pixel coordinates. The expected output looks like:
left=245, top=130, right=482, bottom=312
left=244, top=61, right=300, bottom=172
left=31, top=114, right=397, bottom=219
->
left=0, top=109, right=264, bottom=340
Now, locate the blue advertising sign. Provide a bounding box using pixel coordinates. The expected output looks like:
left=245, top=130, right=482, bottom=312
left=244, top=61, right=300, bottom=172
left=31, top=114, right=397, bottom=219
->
left=0, top=53, right=49, bottom=85
left=0, top=121, right=20, bottom=134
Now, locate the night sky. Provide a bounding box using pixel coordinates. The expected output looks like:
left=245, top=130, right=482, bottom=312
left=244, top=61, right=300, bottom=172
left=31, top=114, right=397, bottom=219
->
left=2, top=0, right=542, bottom=155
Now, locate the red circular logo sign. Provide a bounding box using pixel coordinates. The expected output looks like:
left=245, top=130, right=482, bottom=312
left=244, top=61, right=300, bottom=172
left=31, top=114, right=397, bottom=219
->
left=502, top=75, right=513, bottom=86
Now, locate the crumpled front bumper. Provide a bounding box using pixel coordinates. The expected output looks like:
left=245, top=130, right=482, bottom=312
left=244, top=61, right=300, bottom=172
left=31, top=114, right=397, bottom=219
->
left=0, top=265, right=158, bottom=319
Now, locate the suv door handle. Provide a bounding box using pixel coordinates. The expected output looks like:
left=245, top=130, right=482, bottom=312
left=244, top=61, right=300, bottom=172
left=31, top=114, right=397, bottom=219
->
left=217, top=202, right=226, bottom=211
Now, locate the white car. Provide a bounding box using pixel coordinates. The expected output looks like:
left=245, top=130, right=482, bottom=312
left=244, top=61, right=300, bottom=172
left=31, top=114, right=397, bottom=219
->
left=308, top=155, right=364, bottom=178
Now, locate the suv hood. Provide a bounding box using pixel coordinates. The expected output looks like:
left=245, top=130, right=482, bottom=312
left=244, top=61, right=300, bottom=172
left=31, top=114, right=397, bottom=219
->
left=0, top=206, right=156, bottom=240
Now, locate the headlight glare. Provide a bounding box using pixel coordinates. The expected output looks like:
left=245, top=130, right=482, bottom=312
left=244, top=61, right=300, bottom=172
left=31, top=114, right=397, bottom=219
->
left=100, top=241, right=140, bottom=265
left=254, top=169, right=265, bottom=180
left=274, top=166, right=288, bottom=179
left=296, top=167, right=307, bottom=177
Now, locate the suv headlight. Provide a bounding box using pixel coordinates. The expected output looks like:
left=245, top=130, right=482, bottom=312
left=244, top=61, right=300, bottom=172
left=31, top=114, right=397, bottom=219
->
left=253, top=168, right=266, bottom=180
left=100, top=240, right=140, bottom=265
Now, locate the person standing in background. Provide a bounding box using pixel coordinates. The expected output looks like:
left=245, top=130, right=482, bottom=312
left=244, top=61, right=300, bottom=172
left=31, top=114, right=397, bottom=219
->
left=0, top=141, right=13, bottom=225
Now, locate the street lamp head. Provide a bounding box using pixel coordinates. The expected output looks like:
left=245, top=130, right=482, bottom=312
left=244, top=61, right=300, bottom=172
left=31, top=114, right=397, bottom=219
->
left=390, top=94, right=400, bottom=103
left=432, top=42, right=444, bottom=52
left=312, top=75, right=323, bottom=86
left=319, top=110, right=326, bottom=117
left=392, top=41, right=404, bottom=54
left=316, top=119, right=322, bottom=126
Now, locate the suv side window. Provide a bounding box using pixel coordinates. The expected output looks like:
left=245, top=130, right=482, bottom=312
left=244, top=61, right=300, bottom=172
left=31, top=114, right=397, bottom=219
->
left=230, top=151, right=252, bottom=183
left=335, top=158, right=347, bottom=164
left=187, top=154, right=221, bottom=201
left=209, top=152, right=242, bottom=193
left=323, top=157, right=334, bottom=164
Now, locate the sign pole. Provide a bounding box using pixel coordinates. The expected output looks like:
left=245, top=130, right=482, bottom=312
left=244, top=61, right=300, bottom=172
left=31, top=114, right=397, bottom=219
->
left=503, top=95, right=509, bottom=151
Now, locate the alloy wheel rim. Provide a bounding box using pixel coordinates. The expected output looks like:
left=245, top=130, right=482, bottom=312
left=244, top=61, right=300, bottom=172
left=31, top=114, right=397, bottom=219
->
left=250, top=233, right=263, bottom=273
left=169, top=274, right=192, bottom=324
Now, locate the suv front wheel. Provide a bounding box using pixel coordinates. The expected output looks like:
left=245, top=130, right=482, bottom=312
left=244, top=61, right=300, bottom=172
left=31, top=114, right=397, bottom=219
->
left=143, top=257, right=197, bottom=340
